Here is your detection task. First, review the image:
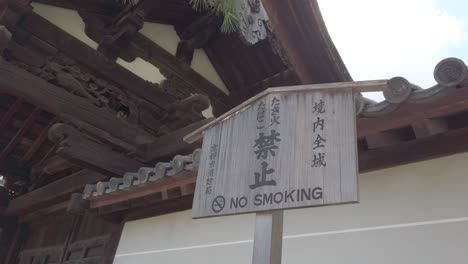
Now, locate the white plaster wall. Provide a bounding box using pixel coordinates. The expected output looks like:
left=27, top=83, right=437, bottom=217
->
left=114, top=153, right=468, bottom=264
left=30, top=3, right=227, bottom=93
left=31, top=3, right=98, bottom=49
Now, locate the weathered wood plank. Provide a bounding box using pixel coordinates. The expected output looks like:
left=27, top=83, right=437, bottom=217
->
left=51, top=124, right=143, bottom=177
left=6, top=170, right=104, bottom=216
left=138, top=118, right=213, bottom=162
left=252, top=211, right=283, bottom=264
left=56, top=138, right=141, bottom=178
left=192, top=90, right=358, bottom=218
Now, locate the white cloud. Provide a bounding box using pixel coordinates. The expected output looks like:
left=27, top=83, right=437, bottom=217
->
left=318, top=0, right=466, bottom=101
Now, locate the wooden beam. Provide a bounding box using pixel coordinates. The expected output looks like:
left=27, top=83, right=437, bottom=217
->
left=0, top=107, right=41, bottom=159
left=18, top=12, right=174, bottom=110
left=19, top=200, right=68, bottom=223
left=359, top=126, right=468, bottom=172
left=32, top=155, right=72, bottom=177
left=75, top=3, right=230, bottom=115
left=21, top=116, right=59, bottom=162
left=261, top=0, right=351, bottom=84
left=138, top=118, right=213, bottom=162
left=5, top=170, right=104, bottom=216
left=365, top=132, right=404, bottom=149
left=51, top=124, right=144, bottom=177
left=175, top=41, right=194, bottom=65
left=123, top=194, right=193, bottom=222
left=0, top=59, right=155, bottom=145
left=411, top=118, right=448, bottom=138
left=357, top=85, right=468, bottom=137
left=243, top=68, right=299, bottom=98
left=175, top=11, right=219, bottom=66
left=129, top=33, right=233, bottom=115
left=0, top=98, right=23, bottom=133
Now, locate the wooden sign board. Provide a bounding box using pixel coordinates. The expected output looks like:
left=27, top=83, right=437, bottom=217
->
left=186, top=81, right=388, bottom=218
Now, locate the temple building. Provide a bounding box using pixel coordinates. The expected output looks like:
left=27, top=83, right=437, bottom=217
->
left=0, top=0, right=467, bottom=263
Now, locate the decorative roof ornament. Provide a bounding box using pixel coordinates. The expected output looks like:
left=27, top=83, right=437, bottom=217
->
left=358, top=57, right=468, bottom=118
left=236, top=0, right=270, bottom=45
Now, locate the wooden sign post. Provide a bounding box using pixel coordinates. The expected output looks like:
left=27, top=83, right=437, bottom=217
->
left=185, top=80, right=389, bottom=264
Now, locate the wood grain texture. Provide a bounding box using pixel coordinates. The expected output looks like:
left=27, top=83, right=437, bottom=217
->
left=192, top=90, right=358, bottom=218
left=252, top=211, right=283, bottom=264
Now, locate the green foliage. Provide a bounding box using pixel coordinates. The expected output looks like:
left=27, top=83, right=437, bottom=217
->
left=191, top=0, right=244, bottom=33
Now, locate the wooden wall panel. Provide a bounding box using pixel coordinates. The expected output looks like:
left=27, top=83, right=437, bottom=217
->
left=16, top=209, right=122, bottom=264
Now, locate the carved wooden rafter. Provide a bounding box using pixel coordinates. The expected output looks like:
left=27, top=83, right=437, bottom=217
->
left=9, top=53, right=137, bottom=122
left=1, top=11, right=212, bottom=136
left=175, top=10, right=221, bottom=65
left=18, top=12, right=175, bottom=111
left=0, top=0, right=33, bottom=27
left=79, top=0, right=158, bottom=61
left=0, top=58, right=156, bottom=146
left=156, top=94, right=210, bottom=133
left=48, top=123, right=144, bottom=177
left=78, top=9, right=233, bottom=116
left=130, top=33, right=232, bottom=115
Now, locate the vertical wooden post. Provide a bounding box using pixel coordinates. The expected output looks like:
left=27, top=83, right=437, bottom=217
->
left=59, top=215, right=81, bottom=264
left=4, top=223, right=28, bottom=264
left=252, top=210, right=284, bottom=264
left=0, top=217, right=17, bottom=263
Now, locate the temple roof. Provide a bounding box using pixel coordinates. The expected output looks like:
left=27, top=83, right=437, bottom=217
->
left=69, top=56, right=468, bottom=220
left=2, top=0, right=468, bottom=221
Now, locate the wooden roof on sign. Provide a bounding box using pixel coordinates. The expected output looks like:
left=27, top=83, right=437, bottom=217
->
left=183, top=80, right=390, bottom=143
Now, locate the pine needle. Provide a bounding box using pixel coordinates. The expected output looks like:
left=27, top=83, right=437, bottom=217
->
left=190, top=0, right=244, bottom=33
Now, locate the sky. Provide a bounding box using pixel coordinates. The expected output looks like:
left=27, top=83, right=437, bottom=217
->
left=317, top=0, right=468, bottom=101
